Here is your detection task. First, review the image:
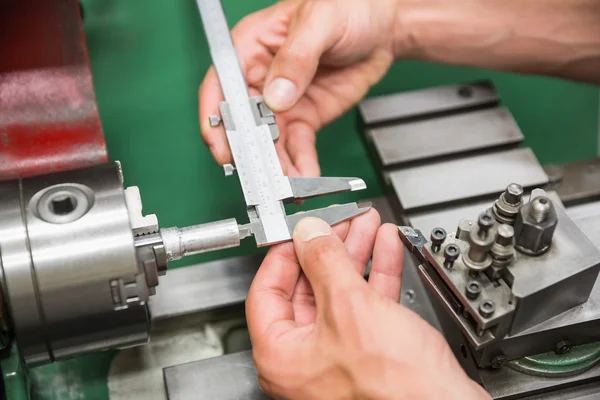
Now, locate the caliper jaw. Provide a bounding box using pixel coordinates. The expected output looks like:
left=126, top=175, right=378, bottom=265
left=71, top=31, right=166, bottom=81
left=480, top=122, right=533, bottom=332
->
left=241, top=201, right=372, bottom=247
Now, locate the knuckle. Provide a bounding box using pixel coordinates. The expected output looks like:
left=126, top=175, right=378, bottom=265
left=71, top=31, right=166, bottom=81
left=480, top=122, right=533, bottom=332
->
left=278, top=42, right=314, bottom=70
left=323, top=287, right=370, bottom=330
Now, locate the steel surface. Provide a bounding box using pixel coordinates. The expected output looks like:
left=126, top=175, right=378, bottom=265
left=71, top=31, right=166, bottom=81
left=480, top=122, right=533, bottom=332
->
left=0, top=163, right=152, bottom=365
left=386, top=148, right=548, bottom=212
left=544, top=158, right=600, bottom=206
left=358, top=81, right=499, bottom=126
left=368, top=107, right=523, bottom=167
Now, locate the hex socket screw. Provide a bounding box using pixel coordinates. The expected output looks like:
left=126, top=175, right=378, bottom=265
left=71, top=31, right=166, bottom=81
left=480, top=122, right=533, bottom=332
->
left=443, top=244, right=461, bottom=269
left=466, top=280, right=482, bottom=300
left=477, top=212, right=495, bottom=239
left=479, top=299, right=496, bottom=318
left=430, top=228, right=447, bottom=253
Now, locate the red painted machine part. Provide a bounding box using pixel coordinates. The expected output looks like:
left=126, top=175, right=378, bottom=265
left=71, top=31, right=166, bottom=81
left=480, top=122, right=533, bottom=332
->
left=0, top=0, right=107, bottom=181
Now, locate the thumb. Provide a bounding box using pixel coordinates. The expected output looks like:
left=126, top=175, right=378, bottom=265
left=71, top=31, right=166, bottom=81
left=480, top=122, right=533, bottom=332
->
left=263, top=2, right=339, bottom=112
left=292, top=217, right=366, bottom=299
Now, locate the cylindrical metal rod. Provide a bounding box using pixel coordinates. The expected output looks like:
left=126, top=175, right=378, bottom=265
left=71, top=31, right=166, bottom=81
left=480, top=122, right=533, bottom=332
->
left=160, top=218, right=241, bottom=261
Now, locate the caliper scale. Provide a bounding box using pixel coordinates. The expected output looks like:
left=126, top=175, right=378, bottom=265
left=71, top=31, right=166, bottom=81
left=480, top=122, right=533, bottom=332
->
left=197, top=0, right=370, bottom=246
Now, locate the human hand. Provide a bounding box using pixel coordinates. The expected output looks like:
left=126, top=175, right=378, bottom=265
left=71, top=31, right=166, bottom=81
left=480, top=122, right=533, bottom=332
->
left=199, top=0, right=407, bottom=177
left=246, top=211, right=490, bottom=399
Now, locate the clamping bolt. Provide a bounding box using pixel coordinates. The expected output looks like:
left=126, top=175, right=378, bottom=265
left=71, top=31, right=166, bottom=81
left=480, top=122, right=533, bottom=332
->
left=430, top=227, right=447, bottom=253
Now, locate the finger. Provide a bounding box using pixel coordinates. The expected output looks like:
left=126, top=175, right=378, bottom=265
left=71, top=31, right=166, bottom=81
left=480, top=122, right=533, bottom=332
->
left=263, top=2, right=340, bottom=112
left=286, top=121, right=320, bottom=177
left=368, top=224, right=404, bottom=301
left=291, top=220, right=352, bottom=325
left=274, top=135, right=293, bottom=176
left=198, top=66, right=232, bottom=165
left=292, top=217, right=366, bottom=300
left=343, top=208, right=381, bottom=276
left=246, top=242, right=301, bottom=341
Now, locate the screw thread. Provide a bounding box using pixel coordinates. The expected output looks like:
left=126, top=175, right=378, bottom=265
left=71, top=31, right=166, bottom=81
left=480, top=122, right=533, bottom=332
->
left=529, top=197, right=552, bottom=223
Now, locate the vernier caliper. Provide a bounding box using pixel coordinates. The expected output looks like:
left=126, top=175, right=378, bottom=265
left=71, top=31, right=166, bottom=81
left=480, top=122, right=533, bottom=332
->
left=191, top=0, right=371, bottom=247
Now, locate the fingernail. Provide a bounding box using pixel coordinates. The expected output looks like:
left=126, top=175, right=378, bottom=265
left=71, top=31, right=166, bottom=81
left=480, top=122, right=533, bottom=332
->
left=264, top=78, right=297, bottom=111
left=293, top=217, right=332, bottom=242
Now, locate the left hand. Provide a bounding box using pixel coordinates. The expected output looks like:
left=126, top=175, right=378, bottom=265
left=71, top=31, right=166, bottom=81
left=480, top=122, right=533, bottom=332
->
left=199, top=0, right=401, bottom=177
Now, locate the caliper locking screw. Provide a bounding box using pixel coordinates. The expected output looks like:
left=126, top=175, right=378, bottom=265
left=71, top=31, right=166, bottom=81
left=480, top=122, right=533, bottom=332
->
left=430, top=228, right=447, bottom=253
left=555, top=340, right=572, bottom=355
left=208, top=115, right=222, bottom=127
left=491, top=355, right=507, bottom=369
left=479, top=299, right=496, bottom=318
left=465, top=280, right=482, bottom=300
left=443, top=244, right=460, bottom=269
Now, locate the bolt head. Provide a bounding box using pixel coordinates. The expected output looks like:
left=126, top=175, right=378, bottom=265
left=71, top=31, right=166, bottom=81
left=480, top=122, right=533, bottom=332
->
left=465, top=280, right=482, bottom=300
left=479, top=299, right=496, bottom=318
left=555, top=340, right=572, bottom=355
left=209, top=115, right=222, bottom=127
left=478, top=212, right=495, bottom=233
left=504, top=183, right=524, bottom=205
left=491, top=355, right=507, bottom=369
left=444, top=244, right=461, bottom=261
left=496, top=224, right=515, bottom=246
left=430, top=227, right=447, bottom=245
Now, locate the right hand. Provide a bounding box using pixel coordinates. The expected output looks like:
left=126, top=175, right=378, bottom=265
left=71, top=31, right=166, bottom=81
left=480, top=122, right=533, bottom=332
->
left=199, top=0, right=408, bottom=177
left=247, top=214, right=491, bottom=399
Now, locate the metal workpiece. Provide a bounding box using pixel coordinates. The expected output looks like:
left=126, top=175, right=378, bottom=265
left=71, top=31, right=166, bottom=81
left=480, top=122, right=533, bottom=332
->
left=196, top=0, right=368, bottom=247
left=358, top=80, right=499, bottom=126
left=463, top=213, right=496, bottom=272
left=366, top=107, right=524, bottom=168
left=491, top=183, right=524, bottom=225
left=386, top=148, right=548, bottom=212
left=160, top=219, right=241, bottom=261
left=0, top=163, right=153, bottom=365
left=514, top=195, right=558, bottom=256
